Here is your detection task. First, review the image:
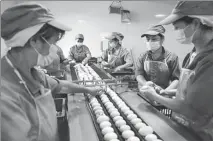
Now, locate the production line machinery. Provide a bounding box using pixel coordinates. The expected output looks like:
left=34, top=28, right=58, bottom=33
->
left=63, top=63, right=201, bottom=141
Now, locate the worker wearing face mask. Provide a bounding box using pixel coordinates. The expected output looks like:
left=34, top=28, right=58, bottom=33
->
left=141, top=1, right=213, bottom=141
left=136, top=25, right=181, bottom=94
left=40, top=44, right=67, bottom=78
left=69, top=34, right=92, bottom=65
left=1, top=3, right=103, bottom=141
left=101, top=32, right=133, bottom=72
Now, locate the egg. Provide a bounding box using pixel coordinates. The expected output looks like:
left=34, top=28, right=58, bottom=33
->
left=145, top=134, right=157, bottom=141
left=124, top=110, right=134, bottom=115
left=127, top=114, right=137, bottom=120
left=97, top=115, right=109, bottom=123
left=119, top=125, right=131, bottom=132
left=93, top=106, right=102, bottom=111
left=104, top=132, right=118, bottom=141
left=100, top=121, right=112, bottom=129
left=106, top=105, right=115, bottom=110
left=102, top=99, right=110, bottom=104
left=122, top=130, right=135, bottom=139
left=111, top=96, right=119, bottom=100
left=135, top=122, right=146, bottom=130
left=101, top=97, right=108, bottom=101
left=115, top=120, right=126, bottom=127
left=105, top=102, right=113, bottom=107
left=90, top=98, right=98, bottom=103
left=109, top=139, right=120, bottom=141
left=96, top=111, right=105, bottom=117
left=92, top=103, right=100, bottom=108
left=108, top=108, right=118, bottom=114
left=113, top=116, right=123, bottom=122
left=116, top=100, right=124, bottom=105
left=121, top=106, right=130, bottom=112
left=131, top=118, right=142, bottom=125
left=102, top=127, right=114, bottom=135
left=127, top=136, right=140, bottom=141
left=95, top=109, right=104, bottom=115
left=139, top=126, right=153, bottom=136
left=110, top=111, right=120, bottom=118
left=108, top=109, right=118, bottom=114
left=118, top=103, right=127, bottom=108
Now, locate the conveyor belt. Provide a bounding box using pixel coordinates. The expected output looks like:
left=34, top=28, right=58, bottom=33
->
left=89, top=63, right=113, bottom=80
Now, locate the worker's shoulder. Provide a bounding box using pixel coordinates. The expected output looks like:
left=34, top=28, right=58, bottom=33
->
left=82, top=45, right=89, bottom=49
left=164, top=48, right=179, bottom=61
left=195, top=50, right=213, bottom=72
left=1, top=77, right=24, bottom=103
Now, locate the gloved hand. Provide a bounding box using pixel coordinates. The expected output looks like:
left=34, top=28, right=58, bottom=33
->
left=87, top=86, right=104, bottom=97
left=69, top=60, right=76, bottom=66
left=144, top=81, right=154, bottom=87
left=114, top=66, right=123, bottom=72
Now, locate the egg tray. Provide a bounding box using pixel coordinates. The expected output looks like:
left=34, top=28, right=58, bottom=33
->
left=106, top=87, right=164, bottom=141
left=84, top=94, right=125, bottom=141
left=137, top=92, right=172, bottom=119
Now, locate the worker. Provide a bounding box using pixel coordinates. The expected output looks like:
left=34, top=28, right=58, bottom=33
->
left=101, top=32, right=133, bottom=72
left=1, top=3, right=102, bottom=141
left=136, top=25, right=181, bottom=94
left=43, top=44, right=70, bottom=78
left=140, top=1, right=213, bottom=141
left=69, top=34, right=92, bottom=65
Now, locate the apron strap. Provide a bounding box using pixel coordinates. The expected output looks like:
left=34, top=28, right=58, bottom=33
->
left=5, top=55, right=34, bottom=96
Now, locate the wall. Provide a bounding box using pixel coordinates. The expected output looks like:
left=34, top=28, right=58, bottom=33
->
left=1, top=1, right=194, bottom=65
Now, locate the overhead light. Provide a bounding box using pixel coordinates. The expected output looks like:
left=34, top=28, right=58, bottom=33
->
left=121, top=10, right=131, bottom=24
left=109, top=1, right=122, bottom=14
left=155, top=14, right=166, bottom=18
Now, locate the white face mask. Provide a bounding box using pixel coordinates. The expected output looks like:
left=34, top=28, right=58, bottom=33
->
left=146, top=41, right=161, bottom=51
left=34, top=38, right=59, bottom=67
left=76, top=42, right=83, bottom=47
left=175, top=25, right=197, bottom=44
left=109, top=42, right=117, bottom=50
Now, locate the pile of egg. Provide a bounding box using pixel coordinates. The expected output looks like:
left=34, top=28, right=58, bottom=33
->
left=75, top=64, right=101, bottom=81
left=106, top=87, right=162, bottom=141
left=99, top=93, right=140, bottom=141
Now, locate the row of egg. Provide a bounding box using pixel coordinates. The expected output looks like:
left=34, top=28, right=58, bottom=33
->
left=90, top=97, right=119, bottom=141
left=105, top=87, right=162, bottom=141
left=100, top=94, right=141, bottom=141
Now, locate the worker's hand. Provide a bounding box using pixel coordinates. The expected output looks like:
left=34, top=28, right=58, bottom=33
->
left=140, top=85, right=157, bottom=101
left=160, top=89, right=177, bottom=96
left=69, top=60, right=76, bottom=66
left=145, top=81, right=154, bottom=86
left=114, top=66, right=123, bottom=72
left=101, top=61, right=109, bottom=66
left=63, top=59, right=70, bottom=65
left=87, top=87, right=104, bottom=97
left=81, top=61, right=87, bottom=66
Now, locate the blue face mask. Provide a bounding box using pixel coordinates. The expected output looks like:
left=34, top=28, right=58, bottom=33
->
left=33, top=37, right=59, bottom=67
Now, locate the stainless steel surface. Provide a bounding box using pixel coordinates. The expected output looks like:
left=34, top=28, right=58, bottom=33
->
left=117, top=88, right=200, bottom=141
left=68, top=94, right=99, bottom=141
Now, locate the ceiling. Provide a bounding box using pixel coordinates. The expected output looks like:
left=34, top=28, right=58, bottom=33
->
left=1, top=1, right=178, bottom=24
